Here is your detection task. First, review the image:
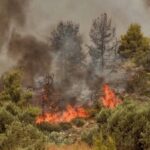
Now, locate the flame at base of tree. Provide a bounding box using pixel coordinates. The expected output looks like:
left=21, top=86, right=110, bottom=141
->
left=102, top=84, right=122, bottom=109
left=36, top=105, right=89, bottom=124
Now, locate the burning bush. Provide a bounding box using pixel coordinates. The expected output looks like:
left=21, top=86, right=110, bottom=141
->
left=36, top=105, right=89, bottom=124
left=101, top=84, right=122, bottom=109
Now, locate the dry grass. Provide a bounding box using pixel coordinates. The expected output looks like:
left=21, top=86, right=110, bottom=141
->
left=47, top=142, right=93, bottom=150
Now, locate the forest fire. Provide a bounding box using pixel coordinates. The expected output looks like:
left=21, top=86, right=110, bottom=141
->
left=102, top=84, right=122, bottom=109
left=36, top=105, right=89, bottom=124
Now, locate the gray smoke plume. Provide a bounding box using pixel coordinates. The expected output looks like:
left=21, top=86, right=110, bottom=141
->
left=0, top=0, right=150, bottom=104
left=0, top=0, right=30, bottom=74
left=144, top=0, right=150, bottom=7
left=0, top=0, right=29, bottom=48
left=8, top=33, right=51, bottom=86
left=49, top=21, right=88, bottom=102
left=27, top=0, right=150, bottom=39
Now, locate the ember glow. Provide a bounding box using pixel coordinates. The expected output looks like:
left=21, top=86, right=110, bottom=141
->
left=36, top=105, right=88, bottom=124
left=102, top=84, right=122, bottom=109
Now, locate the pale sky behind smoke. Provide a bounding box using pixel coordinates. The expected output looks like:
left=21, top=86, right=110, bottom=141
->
left=26, top=0, right=150, bottom=40
left=1, top=0, right=150, bottom=76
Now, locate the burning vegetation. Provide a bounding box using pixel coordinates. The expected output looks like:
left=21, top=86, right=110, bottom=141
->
left=36, top=105, right=88, bottom=124
left=1, top=1, right=150, bottom=150
left=102, top=84, right=122, bottom=109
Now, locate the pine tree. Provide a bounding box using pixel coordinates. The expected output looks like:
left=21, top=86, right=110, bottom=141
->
left=88, top=13, right=116, bottom=71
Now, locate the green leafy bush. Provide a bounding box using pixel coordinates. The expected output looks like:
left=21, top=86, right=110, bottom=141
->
left=0, top=108, right=15, bottom=133
left=59, top=122, right=72, bottom=130
left=19, top=106, right=41, bottom=124
left=37, top=122, right=62, bottom=133
left=4, top=102, right=21, bottom=116
left=0, top=121, right=48, bottom=150
left=48, top=131, right=75, bottom=144
left=93, top=132, right=116, bottom=150
left=81, top=125, right=99, bottom=145
left=72, top=118, right=85, bottom=127
left=96, top=100, right=150, bottom=150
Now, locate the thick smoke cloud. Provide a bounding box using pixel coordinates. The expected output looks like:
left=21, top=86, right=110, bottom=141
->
left=8, top=33, right=51, bottom=86
left=27, top=0, right=150, bottom=39
left=0, top=0, right=29, bottom=74
left=0, top=0, right=29, bottom=48
left=0, top=0, right=150, bottom=103
left=144, top=0, right=150, bottom=7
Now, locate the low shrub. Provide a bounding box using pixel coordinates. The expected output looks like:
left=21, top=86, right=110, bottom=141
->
left=37, top=122, right=62, bottom=132
left=93, top=132, right=116, bottom=150
left=81, top=125, right=99, bottom=145
left=0, top=121, right=48, bottom=150
left=72, top=118, right=85, bottom=127
left=48, top=131, right=75, bottom=144
left=96, top=100, right=150, bottom=150
left=19, top=106, right=41, bottom=124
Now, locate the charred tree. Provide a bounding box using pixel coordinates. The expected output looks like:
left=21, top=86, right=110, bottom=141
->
left=41, top=74, right=54, bottom=114
left=88, top=13, right=116, bottom=71
left=50, top=21, right=85, bottom=90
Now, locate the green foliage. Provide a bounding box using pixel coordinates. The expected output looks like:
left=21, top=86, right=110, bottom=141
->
left=93, top=132, right=116, bottom=150
left=0, top=108, right=15, bottom=133
left=0, top=70, right=48, bottom=150
left=4, top=102, right=21, bottom=116
left=119, top=24, right=146, bottom=58
left=141, top=122, right=150, bottom=149
left=126, top=70, right=150, bottom=97
left=19, top=106, right=41, bottom=124
left=72, top=118, right=85, bottom=127
left=0, top=70, right=22, bottom=103
left=119, top=24, right=150, bottom=70
left=0, top=70, right=32, bottom=105
left=96, top=108, right=111, bottom=124
left=96, top=100, right=150, bottom=150
left=81, top=125, right=99, bottom=145
left=59, top=122, right=72, bottom=131
left=48, top=131, right=75, bottom=145
left=0, top=121, right=48, bottom=150
left=37, top=122, right=62, bottom=133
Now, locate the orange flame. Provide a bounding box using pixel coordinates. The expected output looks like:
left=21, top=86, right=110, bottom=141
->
left=102, top=84, right=122, bottom=109
left=36, top=105, right=88, bottom=124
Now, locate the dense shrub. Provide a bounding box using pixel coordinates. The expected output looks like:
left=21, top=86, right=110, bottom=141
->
left=0, top=121, right=48, bottom=150
left=37, top=122, right=62, bottom=133
left=93, top=132, right=116, bottom=150
left=0, top=108, right=15, bottom=133
left=72, top=118, right=85, bottom=127
left=96, top=108, right=111, bottom=124
left=19, top=106, right=41, bottom=124
left=81, top=125, right=99, bottom=145
left=59, top=122, right=72, bottom=130
left=48, top=131, right=75, bottom=144
left=126, top=70, right=150, bottom=97
left=4, top=102, right=21, bottom=116
left=96, top=100, right=150, bottom=150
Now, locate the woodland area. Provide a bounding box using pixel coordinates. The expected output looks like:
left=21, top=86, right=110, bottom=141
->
left=0, top=2, right=150, bottom=149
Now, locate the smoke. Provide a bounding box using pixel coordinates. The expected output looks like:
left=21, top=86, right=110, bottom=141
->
left=0, top=0, right=29, bottom=48
left=0, top=0, right=150, bottom=105
left=8, top=33, right=51, bottom=86
left=27, top=0, right=150, bottom=39
left=49, top=22, right=88, bottom=102
left=144, top=0, right=150, bottom=7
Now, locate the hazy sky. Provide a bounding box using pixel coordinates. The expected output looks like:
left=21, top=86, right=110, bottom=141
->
left=26, top=0, right=150, bottom=39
